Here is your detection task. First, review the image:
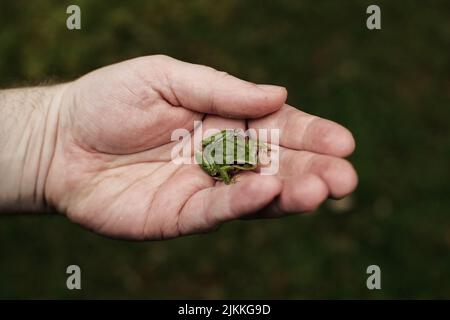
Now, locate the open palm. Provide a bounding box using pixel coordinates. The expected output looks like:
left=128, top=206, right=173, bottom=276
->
left=45, top=55, right=357, bottom=240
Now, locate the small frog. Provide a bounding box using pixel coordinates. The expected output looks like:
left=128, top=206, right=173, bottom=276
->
left=195, top=129, right=264, bottom=184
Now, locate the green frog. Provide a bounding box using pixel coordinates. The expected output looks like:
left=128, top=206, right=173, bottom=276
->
left=195, top=129, right=263, bottom=184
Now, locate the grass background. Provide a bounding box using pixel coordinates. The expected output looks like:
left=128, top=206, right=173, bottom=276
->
left=0, top=0, right=449, bottom=298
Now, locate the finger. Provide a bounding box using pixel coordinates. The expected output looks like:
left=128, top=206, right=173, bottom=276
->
left=200, top=115, right=246, bottom=137
left=179, top=174, right=282, bottom=233
left=250, top=174, right=328, bottom=218
left=279, top=148, right=358, bottom=199
left=141, top=165, right=214, bottom=239
left=249, top=104, right=355, bottom=157
left=149, top=55, right=287, bottom=118
left=277, top=174, right=329, bottom=213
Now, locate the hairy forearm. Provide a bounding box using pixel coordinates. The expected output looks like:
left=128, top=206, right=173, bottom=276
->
left=0, top=85, right=66, bottom=213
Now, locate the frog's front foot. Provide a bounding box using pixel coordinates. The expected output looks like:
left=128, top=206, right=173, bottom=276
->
left=218, top=166, right=233, bottom=184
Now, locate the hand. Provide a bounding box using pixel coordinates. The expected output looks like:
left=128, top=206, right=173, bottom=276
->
left=44, top=55, right=357, bottom=240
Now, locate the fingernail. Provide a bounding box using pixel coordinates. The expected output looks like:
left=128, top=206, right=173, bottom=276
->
left=257, top=84, right=287, bottom=97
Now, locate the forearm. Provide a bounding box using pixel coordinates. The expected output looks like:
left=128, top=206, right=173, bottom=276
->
left=0, top=85, right=66, bottom=213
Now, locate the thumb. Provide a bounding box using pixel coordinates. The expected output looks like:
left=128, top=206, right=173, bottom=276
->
left=152, top=55, right=287, bottom=118
left=179, top=174, right=282, bottom=234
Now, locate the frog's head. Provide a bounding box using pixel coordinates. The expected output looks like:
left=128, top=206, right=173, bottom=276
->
left=195, top=150, right=218, bottom=176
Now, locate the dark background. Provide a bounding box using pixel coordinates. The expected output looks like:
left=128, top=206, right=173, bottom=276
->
left=0, top=0, right=449, bottom=298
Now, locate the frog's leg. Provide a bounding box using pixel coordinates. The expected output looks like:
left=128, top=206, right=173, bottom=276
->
left=196, top=152, right=220, bottom=178
left=218, top=165, right=233, bottom=184
left=233, top=164, right=257, bottom=171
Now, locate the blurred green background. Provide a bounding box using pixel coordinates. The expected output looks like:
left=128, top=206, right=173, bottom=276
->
left=1, top=0, right=449, bottom=298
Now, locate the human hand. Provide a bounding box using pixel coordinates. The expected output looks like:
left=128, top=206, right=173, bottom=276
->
left=4, top=55, right=357, bottom=240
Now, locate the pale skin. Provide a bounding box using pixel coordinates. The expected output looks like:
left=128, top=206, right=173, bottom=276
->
left=0, top=55, right=357, bottom=240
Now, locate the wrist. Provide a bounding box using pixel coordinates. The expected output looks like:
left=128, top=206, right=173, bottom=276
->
left=0, top=84, right=68, bottom=213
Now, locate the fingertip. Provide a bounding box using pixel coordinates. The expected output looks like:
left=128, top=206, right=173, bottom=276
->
left=299, top=175, right=329, bottom=211
left=229, top=84, right=287, bottom=119
left=243, top=174, right=283, bottom=198
left=231, top=174, right=282, bottom=215
left=336, top=161, right=358, bottom=199
left=257, top=84, right=288, bottom=100
left=279, top=174, right=329, bottom=213
left=324, top=159, right=358, bottom=199
left=252, top=85, right=287, bottom=116
left=312, top=120, right=356, bottom=157
left=337, top=127, right=356, bottom=157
